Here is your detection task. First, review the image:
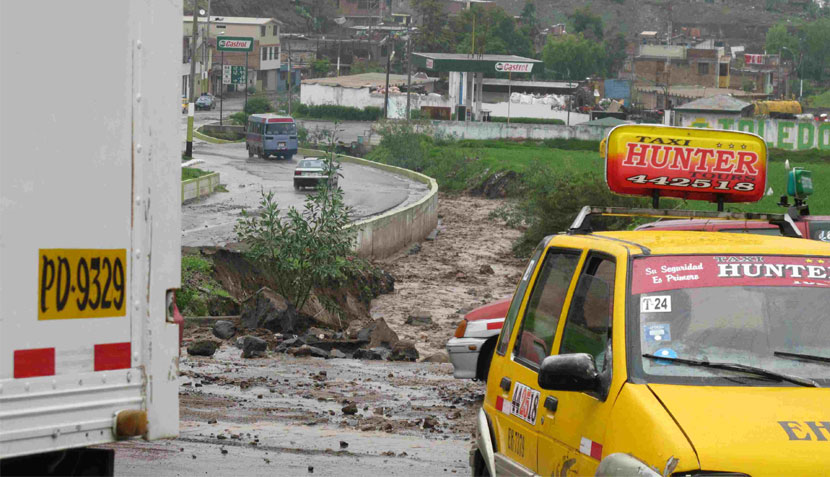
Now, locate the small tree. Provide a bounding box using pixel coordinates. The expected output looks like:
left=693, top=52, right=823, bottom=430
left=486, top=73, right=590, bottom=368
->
left=235, top=131, right=358, bottom=311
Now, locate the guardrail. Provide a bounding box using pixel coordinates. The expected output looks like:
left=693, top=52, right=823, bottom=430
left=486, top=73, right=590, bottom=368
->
left=182, top=172, right=220, bottom=203
left=299, top=148, right=439, bottom=259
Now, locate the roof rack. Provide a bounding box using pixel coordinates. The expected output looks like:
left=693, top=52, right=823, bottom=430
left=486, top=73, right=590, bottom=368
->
left=568, top=206, right=803, bottom=239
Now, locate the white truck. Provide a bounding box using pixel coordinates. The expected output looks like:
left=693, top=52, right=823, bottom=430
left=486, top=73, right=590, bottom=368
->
left=0, top=1, right=182, bottom=474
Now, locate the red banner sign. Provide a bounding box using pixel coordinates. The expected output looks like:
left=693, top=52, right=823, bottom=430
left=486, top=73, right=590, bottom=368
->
left=632, top=255, right=830, bottom=295
left=745, top=54, right=765, bottom=65
left=605, top=125, right=768, bottom=203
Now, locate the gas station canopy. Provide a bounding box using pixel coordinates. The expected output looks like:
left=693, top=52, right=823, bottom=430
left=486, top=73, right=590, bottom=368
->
left=412, top=53, right=544, bottom=74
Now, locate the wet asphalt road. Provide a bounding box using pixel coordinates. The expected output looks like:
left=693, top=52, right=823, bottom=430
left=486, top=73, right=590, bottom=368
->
left=104, top=345, right=481, bottom=476
left=181, top=106, right=427, bottom=247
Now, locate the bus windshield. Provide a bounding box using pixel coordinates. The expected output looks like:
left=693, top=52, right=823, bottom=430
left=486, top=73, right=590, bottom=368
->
left=266, top=122, right=296, bottom=135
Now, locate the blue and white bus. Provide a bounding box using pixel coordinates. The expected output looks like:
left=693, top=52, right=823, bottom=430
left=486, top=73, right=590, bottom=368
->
left=246, top=114, right=298, bottom=160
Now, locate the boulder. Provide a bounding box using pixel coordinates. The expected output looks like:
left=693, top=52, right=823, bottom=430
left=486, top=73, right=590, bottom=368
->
left=479, top=264, right=495, bottom=275
left=356, top=318, right=399, bottom=349
left=241, top=336, right=268, bottom=359
left=404, top=311, right=433, bottom=327
left=328, top=348, right=347, bottom=359
left=275, top=336, right=305, bottom=353
left=341, top=403, right=358, bottom=415
left=212, top=320, right=237, bottom=340
left=389, top=341, right=420, bottom=362
left=421, top=351, right=450, bottom=363
left=240, top=287, right=308, bottom=334
left=353, top=347, right=391, bottom=361
left=288, top=345, right=329, bottom=359
left=187, top=340, right=219, bottom=357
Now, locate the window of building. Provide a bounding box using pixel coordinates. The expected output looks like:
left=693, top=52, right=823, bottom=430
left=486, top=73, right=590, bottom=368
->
left=261, top=25, right=266, bottom=36
left=698, top=62, right=709, bottom=75
left=273, top=25, right=278, bottom=36
left=216, top=24, right=226, bottom=30
left=262, top=47, right=267, bottom=61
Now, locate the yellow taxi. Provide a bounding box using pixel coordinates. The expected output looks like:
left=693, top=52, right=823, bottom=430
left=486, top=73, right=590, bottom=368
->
left=473, top=125, right=829, bottom=476
left=472, top=226, right=830, bottom=476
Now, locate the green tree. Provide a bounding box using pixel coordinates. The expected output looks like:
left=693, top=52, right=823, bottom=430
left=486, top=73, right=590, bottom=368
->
left=801, top=17, right=830, bottom=80
left=569, top=5, right=603, bottom=40
left=542, top=33, right=606, bottom=80
left=451, top=6, right=532, bottom=57
left=312, top=58, right=331, bottom=77
left=765, top=23, right=799, bottom=56
left=410, top=0, right=450, bottom=52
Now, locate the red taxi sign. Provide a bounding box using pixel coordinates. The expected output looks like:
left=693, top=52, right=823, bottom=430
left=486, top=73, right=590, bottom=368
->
left=605, top=125, right=767, bottom=203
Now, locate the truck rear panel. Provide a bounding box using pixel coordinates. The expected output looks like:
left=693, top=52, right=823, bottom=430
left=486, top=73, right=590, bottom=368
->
left=1, top=0, right=182, bottom=459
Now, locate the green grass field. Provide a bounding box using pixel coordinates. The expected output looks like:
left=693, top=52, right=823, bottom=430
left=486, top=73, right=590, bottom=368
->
left=424, top=140, right=830, bottom=214
left=182, top=167, right=211, bottom=181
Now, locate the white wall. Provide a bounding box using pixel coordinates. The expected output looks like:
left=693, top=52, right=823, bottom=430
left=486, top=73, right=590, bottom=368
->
left=431, top=121, right=609, bottom=141
left=676, top=112, right=830, bottom=151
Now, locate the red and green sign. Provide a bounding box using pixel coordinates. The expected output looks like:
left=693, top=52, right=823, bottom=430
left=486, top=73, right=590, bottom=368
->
left=217, top=37, right=254, bottom=52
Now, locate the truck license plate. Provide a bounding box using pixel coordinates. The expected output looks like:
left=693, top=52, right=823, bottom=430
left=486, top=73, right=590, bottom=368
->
left=279, top=142, right=286, bottom=148
left=38, top=249, right=127, bottom=320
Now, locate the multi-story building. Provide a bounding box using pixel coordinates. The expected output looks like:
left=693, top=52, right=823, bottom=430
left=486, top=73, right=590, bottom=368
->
left=183, top=16, right=282, bottom=95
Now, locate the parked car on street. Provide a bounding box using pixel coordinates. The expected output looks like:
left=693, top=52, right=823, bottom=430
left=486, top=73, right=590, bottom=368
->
left=446, top=298, right=510, bottom=380
left=294, top=158, right=338, bottom=190
left=181, top=96, right=188, bottom=113
left=195, top=93, right=216, bottom=110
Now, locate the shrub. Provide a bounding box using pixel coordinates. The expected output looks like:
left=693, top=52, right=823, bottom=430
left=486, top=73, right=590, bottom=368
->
left=294, top=103, right=382, bottom=121
left=366, top=120, right=435, bottom=172
left=182, top=167, right=210, bottom=181
left=229, top=111, right=248, bottom=125
left=244, top=96, right=274, bottom=115
left=235, top=148, right=362, bottom=311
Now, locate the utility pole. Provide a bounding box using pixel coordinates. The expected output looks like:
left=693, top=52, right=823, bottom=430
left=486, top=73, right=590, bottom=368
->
left=383, top=41, right=394, bottom=119
left=204, top=0, right=211, bottom=93
left=185, top=0, right=199, bottom=157
left=287, top=38, right=293, bottom=115
left=405, top=25, right=412, bottom=120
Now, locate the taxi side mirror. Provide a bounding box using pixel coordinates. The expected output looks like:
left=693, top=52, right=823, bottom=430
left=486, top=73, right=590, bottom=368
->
left=538, top=353, right=600, bottom=392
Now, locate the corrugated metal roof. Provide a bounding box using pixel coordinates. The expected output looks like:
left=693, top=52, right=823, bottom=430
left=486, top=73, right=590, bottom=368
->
left=183, top=16, right=281, bottom=25
left=581, top=117, right=632, bottom=127
left=482, top=79, right=577, bottom=89
left=674, top=94, right=752, bottom=112
left=302, top=73, right=437, bottom=88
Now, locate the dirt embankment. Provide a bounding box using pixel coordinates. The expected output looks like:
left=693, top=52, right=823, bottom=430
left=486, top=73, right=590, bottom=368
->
left=370, top=194, right=526, bottom=358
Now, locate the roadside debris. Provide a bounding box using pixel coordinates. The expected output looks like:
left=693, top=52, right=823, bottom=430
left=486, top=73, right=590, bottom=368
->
left=187, top=340, right=219, bottom=357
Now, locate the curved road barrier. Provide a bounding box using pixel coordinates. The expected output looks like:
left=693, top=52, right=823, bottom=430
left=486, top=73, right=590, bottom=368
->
left=299, top=148, right=438, bottom=259
left=182, top=172, right=221, bottom=203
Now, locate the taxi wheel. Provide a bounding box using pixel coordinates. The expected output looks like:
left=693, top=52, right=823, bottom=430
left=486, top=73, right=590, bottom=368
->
left=475, top=338, right=498, bottom=382
left=471, top=450, right=490, bottom=477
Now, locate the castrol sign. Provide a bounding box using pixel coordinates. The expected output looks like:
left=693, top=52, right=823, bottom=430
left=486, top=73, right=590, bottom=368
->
left=217, top=36, right=254, bottom=52
left=605, top=125, right=767, bottom=203
left=495, top=62, right=533, bottom=73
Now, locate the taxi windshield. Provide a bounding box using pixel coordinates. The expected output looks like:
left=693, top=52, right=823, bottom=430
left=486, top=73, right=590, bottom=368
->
left=629, top=255, right=830, bottom=387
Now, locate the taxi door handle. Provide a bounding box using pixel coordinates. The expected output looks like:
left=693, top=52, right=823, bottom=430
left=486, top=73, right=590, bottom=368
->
left=544, top=396, right=558, bottom=413
left=500, top=377, right=511, bottom=392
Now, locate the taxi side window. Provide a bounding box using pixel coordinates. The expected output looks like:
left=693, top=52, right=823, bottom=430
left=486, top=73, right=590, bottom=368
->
left=513, top=250, right=581, bottom=368
left=496, top=240, right=548, bottom=356
left=559, top=255, right=615, bottom=372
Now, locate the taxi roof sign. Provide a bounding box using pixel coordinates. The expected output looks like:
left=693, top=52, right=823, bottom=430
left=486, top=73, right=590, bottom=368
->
left=605, top=125, right=768, bottom=204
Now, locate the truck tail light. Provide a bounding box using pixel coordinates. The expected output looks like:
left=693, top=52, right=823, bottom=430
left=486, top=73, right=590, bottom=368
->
left=454, top=320, right=468, bottom=338
left=295, top=171, right=302, bottom=176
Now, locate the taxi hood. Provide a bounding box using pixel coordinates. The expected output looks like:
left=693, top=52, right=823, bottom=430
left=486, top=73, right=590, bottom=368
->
left=648, top=384, right=830, bottom=472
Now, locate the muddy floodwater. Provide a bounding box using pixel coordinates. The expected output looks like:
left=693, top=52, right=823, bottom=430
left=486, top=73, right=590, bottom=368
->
left=107, top=345, right=482, bottom=476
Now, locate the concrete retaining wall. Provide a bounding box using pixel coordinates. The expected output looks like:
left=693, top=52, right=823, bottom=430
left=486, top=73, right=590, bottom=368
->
left=432, top=121, right=611, bottom=141
left=200, top=124, right=244, bottom=135
left=299, top=148, right=439, bottom=259
left=182, top=172, right=220, bottom=202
